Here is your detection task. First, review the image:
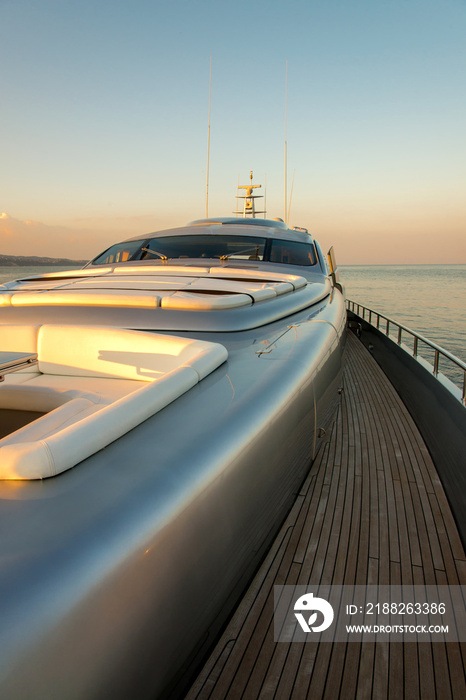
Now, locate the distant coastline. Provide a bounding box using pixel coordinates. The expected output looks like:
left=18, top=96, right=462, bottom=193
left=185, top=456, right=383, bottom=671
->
left=0, top=254, right=88, bottom=267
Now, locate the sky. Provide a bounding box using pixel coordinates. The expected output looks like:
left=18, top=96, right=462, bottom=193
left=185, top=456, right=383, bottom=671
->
left=1, top=0, right=465, bottom=264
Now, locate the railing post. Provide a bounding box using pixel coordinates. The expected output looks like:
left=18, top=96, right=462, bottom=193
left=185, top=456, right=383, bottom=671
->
left=386, top=319, right=390, bottom=336
left=413, top=337, right=418, bottom=358
left=434, top=351, right=440, bottom=377
left=397, top=326, right=402, bottom=345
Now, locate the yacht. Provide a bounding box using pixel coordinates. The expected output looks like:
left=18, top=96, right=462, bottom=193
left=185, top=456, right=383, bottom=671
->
left=0, top=178, right=346, bottom=698
left=1, top=178, right=464, bottom=699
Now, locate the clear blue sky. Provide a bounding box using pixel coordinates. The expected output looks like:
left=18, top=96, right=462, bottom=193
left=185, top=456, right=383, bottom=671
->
left=1, top=0, right=465, bottom=263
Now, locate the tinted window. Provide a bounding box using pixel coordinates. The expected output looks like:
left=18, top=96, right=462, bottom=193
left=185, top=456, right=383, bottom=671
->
left=91, top=240, right=145, bottom=265
left=269, top=239, right=317, bottom=266
left=90, top=234, right=317, bottom=267
left=139, top=235, right=265, bottom=261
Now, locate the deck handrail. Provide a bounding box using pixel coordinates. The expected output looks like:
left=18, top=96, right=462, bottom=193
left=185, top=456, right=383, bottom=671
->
left=347, top=299, right=466, bottom=406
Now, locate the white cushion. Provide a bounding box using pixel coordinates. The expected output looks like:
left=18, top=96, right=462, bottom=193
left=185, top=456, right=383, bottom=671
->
left=0, top=366, right=198, bottom=479
left=38, top=267, right=113, bottom=278
left=161, top=291, right=252, bottom=310
left=208, top=267, right=307, bottom=289
left=0, top=325, right=41, bottom=374
left=0, top=384, right=101, bottom=412
left=0, top=398, right=102, bottom=445
left=187, top=278, right=280, bottom=301
left=68, top=275, right=193, bottom=289
left=37, top=325, right=228, bottom=380
left=0, top=324, right=40, bottom=353
left=25, top=374, right=143, bottom=402
left=0, top=325, right=228, bottom=479
left=1, top=373, right=39, bottom=384
left=10, top=290, right=160, bottom=308
left=112, top=265, right=210, bottom=275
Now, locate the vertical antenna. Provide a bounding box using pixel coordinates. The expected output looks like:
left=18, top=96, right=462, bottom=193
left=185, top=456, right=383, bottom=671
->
left=288, top=169, right=295, bottom=224
left=206, top=56, right=212, bottom=217
left=264, top=173, right=267, bottom=218
left=284, top=60, right=288, bottom=224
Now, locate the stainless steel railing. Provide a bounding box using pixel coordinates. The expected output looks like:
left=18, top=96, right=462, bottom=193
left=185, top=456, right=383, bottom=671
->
left=347, top=299, right=466, bottom=406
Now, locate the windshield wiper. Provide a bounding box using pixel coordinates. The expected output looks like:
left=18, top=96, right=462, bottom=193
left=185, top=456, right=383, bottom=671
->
left=140, top=247, right=168, bottom=262
left=219, top=246, right=260, bottom=261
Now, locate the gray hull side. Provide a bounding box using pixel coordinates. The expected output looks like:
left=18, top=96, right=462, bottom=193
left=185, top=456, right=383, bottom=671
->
left=0, top=294, right=345, bottom=699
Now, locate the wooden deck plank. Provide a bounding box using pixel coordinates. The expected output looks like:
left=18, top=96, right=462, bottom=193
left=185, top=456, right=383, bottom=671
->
left=185, top=331, right=466, bottom=700
left=387, top=561, right=404, bottom=700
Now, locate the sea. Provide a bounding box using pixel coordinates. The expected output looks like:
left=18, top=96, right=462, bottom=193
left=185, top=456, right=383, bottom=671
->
left=1, top=263, right=465, bottom=388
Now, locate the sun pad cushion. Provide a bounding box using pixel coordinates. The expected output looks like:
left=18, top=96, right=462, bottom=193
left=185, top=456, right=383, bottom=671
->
left=0, top=325, right=228, bottom=479
left=0, top=366, right=199, bottom=479
left=37, top=325, right=225, bottom=380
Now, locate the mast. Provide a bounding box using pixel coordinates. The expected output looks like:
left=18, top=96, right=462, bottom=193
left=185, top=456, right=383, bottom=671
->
left=284, top=60, right=288, bottom=224
left=205, top=56, right=212, bottom=217
left=234, top=171, right=266, bottom=218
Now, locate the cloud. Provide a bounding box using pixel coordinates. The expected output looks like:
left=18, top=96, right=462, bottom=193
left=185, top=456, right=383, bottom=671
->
left=0, top=212, right=169, bottom=260
left=0, top=212, right=173, bottom=261
left=0, top=213, right=101, bottom=260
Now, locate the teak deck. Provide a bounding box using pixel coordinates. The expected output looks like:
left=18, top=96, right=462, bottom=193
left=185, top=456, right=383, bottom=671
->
left=186, top=330, right=466, bottom=699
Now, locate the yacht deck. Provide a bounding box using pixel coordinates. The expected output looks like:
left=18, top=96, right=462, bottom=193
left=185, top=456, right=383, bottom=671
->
left=186, top=330, right=466, bottom=699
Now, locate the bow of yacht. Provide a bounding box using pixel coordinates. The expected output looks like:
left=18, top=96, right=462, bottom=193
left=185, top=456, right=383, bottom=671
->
left=0, top=205, right=346, bottom=698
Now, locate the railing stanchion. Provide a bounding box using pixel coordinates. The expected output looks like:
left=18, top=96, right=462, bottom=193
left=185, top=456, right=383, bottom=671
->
left=434, top=351, right=440, bottom=377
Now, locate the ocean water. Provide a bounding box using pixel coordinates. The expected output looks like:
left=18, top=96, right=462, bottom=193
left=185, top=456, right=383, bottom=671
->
left=1, top=263, right=464, bottom=384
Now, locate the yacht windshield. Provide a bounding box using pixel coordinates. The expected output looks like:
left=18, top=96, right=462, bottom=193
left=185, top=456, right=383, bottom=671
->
left=90, top=235, right=317, bottom=267
left=140, top=235, right=265, bottom=262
